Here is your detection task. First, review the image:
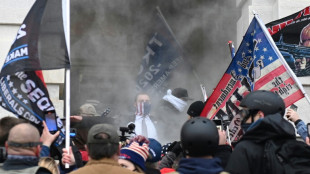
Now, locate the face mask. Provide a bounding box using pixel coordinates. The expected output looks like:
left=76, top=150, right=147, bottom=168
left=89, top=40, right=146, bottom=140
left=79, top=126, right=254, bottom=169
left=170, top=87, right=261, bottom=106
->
left=136, top=101, right=151, bottom=116
left=241, top=123, right=252, bottom=133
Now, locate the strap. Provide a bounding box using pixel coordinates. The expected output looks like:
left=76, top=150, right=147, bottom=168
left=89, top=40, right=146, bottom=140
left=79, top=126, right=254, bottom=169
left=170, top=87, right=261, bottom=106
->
left=7, top=141, right=42, bottom=148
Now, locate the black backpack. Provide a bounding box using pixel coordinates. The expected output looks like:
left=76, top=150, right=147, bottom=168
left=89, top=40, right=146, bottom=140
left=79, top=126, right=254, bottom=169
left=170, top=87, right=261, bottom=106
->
left=263, top=138, right=310, bottom=174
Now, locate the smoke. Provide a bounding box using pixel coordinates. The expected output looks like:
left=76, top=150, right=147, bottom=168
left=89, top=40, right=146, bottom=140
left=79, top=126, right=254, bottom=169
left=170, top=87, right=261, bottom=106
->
left=70, top=0, right=238, bottom=141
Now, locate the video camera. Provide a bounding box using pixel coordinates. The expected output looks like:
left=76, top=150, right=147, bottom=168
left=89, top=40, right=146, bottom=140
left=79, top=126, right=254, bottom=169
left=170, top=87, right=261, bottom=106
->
left=119, top=122, right=136, bottom=142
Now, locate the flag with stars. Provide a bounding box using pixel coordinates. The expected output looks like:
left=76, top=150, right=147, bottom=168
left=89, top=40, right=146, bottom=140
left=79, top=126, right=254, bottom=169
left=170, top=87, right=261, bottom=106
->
left=0, top=0, right=68, bottom=146
left=201, top=16, right=304, bottom=142
left=136, top=8, right=183, bottom=96
left=0, top=71, right=65, bottom=145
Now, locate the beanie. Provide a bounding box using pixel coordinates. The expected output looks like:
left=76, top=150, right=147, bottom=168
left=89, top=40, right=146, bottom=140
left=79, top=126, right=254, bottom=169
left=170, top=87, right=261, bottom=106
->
left=187, top=101, right=205, bottom=117
left=147, top=138, right=162, bottom=162
left=119, top=141, right=149, bottom=171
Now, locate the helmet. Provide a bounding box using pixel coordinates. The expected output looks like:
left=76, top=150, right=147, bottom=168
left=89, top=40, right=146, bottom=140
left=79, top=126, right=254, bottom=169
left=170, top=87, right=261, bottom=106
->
left=181, top=117, right=219, bottom=157
left=240, top=90, right=285, bottom=116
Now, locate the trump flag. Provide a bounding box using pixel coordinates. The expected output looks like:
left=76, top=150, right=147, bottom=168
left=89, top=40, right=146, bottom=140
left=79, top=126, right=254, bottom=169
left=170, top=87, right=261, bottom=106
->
left=136, top=8, right=183, bottom=96
left=0, top=0, right=69, bottom=146
left=201, top=15, right=305, bottom=141
left=266, top=6, right=310, bottom=77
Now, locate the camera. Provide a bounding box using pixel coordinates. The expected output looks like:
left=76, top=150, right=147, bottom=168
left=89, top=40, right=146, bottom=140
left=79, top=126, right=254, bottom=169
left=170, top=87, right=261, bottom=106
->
left=119, top=122, right=136, bottom=142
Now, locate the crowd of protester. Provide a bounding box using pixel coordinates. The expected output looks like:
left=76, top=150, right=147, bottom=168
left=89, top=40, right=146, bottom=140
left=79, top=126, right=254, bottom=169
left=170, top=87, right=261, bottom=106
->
left=0, top=89, right=310, bottom=174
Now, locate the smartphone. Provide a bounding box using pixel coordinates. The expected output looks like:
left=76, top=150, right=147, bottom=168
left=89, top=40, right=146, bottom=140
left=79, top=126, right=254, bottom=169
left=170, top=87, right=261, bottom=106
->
left=290, top=104, right=298, bottom=111
left=213, top=119, right=223, bottom=131
left=307, top=123, right=310, bottom=138
left=70, top=128, right=77, bottom=138
left=44, top=110, right=58, bottom=132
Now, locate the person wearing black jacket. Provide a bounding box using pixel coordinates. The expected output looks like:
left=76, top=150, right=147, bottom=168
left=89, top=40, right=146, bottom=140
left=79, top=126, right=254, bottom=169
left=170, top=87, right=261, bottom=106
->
left=175, top=117, right=227, bottom=174
left=159, top=101, right=232, bottom=170
left=225, top=90, right=295, bottom=174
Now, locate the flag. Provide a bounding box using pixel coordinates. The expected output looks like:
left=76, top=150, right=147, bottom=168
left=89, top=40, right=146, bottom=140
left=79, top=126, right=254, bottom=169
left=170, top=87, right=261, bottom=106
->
left=136, top=8, right=183, bottom=96
left=0, top=0, right=70, bottom=146
left=201, top=15, right=304, bottom=142
left=266, top=6, right=310, bottom=76
left=1, top=0, right=70, bottom=76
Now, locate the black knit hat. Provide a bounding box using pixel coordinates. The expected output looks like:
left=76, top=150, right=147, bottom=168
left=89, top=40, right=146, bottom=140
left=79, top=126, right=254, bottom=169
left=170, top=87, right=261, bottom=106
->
left=187, top=101, right=205, bottom=117
left=172, top=88, right=192, bottom=101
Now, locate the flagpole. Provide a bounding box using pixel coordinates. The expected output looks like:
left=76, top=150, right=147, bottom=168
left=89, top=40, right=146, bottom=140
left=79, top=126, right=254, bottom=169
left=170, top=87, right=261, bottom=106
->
left=228, top=41, right=235, bottom=59
left=63, top=0, right=71, bottom=168
left=254, top=14, right=310, bottom=105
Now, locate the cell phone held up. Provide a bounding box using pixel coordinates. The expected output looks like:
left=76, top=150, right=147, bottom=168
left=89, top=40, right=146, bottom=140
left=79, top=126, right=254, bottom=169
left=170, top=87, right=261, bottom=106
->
left=213, top=119, right=223, bottom=131
left=44, top=110, right=58, bottom=133
left=290, top=104, right=298, bottom=111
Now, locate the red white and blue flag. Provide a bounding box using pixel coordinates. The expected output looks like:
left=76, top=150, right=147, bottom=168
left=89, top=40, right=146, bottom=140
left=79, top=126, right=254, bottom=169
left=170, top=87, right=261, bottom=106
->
left=201, top=15, right=305, bottom=141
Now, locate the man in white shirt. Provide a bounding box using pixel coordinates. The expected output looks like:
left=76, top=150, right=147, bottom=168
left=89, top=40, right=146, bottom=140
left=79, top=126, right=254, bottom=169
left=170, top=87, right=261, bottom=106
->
left=133, top=93, right=158, bottom=140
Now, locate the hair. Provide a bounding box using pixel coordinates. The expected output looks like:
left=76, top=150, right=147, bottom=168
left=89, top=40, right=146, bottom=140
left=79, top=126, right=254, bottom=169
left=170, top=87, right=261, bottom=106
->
left=87, top=132, right=119, bottom=159
left=38, top=157, right=59, bottom=174
left=133, top=164, right=144, bottom=173
left=134, top=92, right=149, bottom=102
left=0, top=117, right=27, bottom=146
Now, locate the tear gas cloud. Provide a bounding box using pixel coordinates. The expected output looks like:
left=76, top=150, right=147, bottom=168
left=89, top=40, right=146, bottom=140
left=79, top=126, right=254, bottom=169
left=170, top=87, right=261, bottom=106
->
left=70, top=0, right=238, bottom=140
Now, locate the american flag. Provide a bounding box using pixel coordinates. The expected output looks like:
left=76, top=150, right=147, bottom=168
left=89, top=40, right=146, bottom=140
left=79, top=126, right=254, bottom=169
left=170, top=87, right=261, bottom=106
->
left=201, top=15, right=305, bottom=141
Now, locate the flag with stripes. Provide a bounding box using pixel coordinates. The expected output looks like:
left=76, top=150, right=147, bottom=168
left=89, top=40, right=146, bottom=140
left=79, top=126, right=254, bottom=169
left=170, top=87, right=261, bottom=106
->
left=201, top=16, right=304, bottom=141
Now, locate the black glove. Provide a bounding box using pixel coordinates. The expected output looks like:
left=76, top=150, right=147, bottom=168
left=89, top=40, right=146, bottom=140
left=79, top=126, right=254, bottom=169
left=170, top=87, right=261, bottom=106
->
left=167, top=141, right=178, bottom=152
left=171, top=141, right=183, bottom=156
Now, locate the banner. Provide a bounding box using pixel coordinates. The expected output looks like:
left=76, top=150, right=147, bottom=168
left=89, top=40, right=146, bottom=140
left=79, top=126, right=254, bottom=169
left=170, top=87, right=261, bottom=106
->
left=0, top=71, right=65, bottom=145
left=0, top=0, right=70, bottom=145
left=1, top=0, right=70, bottom=77
left=266, top=6, right=310, bottom=76
left=136, top=8, right=183, bottom=96
left=201, top=16, right=304, bottom=142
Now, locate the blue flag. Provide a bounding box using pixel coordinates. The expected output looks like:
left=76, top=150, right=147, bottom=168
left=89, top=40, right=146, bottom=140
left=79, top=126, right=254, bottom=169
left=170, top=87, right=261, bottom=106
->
left=136, top=9, right=183, bottom=96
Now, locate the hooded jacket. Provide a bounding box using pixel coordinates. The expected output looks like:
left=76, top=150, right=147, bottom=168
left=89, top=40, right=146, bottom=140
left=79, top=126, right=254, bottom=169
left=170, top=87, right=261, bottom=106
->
left=176, top=157, right=224, bottom=174
left=225, top=113, right=296, bottom=174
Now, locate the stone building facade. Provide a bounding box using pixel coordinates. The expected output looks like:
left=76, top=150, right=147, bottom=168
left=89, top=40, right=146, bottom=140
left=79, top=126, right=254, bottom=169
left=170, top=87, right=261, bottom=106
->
left=0, top=0, right=309, bottom=124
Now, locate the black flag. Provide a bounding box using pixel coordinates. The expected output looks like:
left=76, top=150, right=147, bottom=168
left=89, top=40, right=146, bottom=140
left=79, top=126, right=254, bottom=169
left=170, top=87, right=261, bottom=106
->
left=266, top=6, right=310, bottom=77
left=136, top=8, right=183, bottom=96
left=1, top=0, right=70, bottom=76
left=0, top=0, right=69, bottom=146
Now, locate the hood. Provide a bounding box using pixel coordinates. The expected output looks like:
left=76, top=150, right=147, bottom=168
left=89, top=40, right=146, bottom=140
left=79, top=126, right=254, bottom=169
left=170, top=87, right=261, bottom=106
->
left=177, top=158, right=223, bottom=174
left=241, top=113, right=296, bottom=143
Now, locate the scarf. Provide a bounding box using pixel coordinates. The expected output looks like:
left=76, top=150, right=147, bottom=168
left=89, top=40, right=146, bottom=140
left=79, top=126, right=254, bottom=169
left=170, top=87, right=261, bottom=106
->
left=163, top=89, right=187, bottom=112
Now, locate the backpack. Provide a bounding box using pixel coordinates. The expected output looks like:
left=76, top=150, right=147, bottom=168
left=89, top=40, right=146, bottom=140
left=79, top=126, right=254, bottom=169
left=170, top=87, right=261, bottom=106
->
left=263, top=138, right=310, bottom=174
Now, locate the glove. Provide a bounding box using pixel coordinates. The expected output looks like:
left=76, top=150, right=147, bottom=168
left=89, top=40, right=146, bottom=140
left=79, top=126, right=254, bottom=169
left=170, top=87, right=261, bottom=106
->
left=171, top=141, right=183, bottom=156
